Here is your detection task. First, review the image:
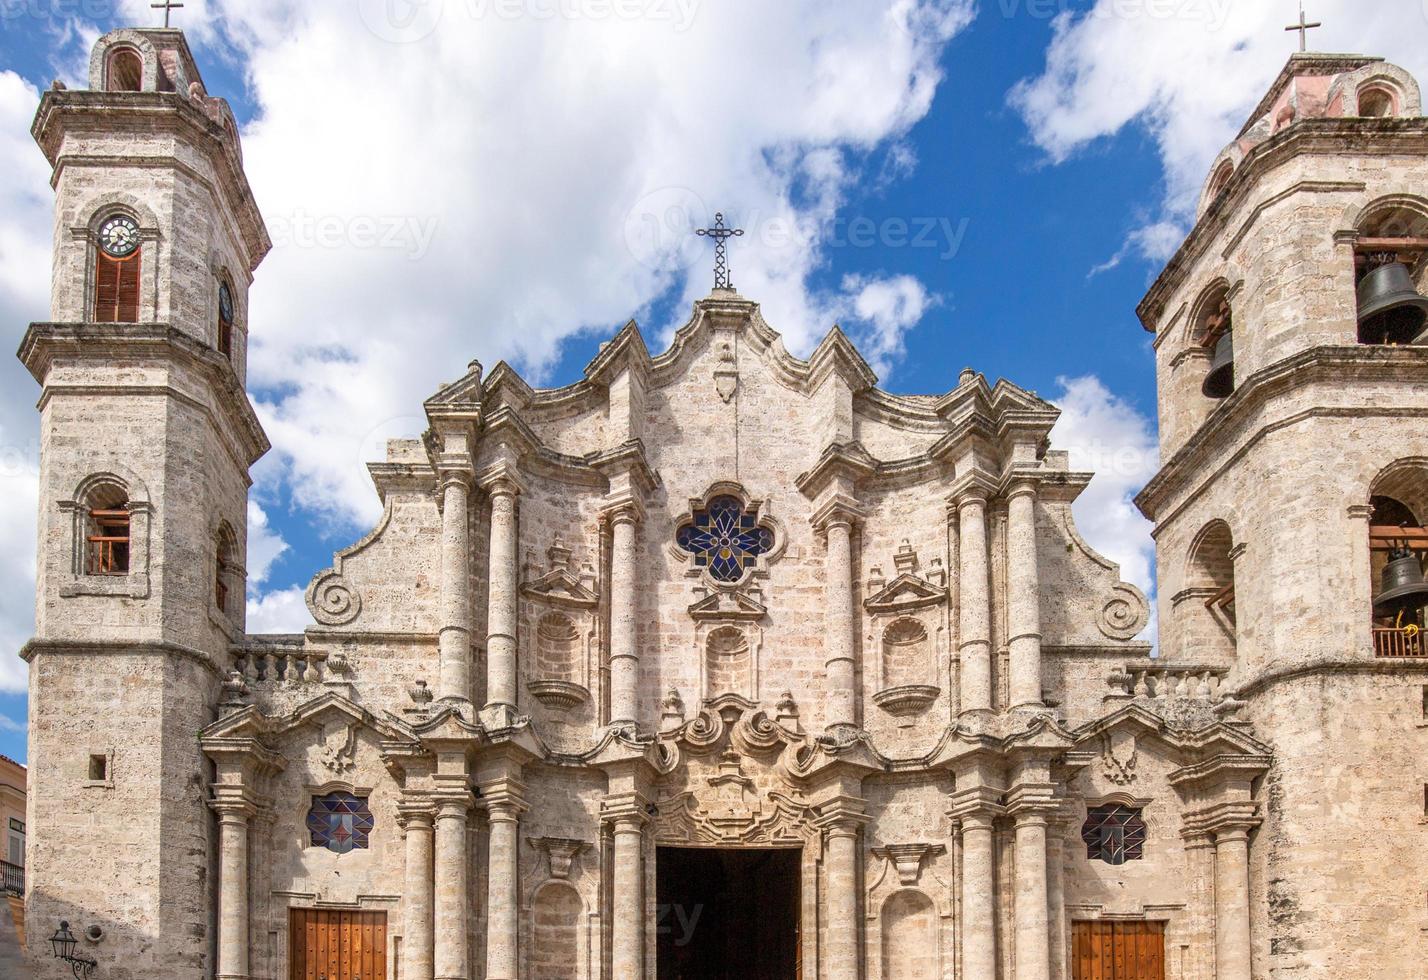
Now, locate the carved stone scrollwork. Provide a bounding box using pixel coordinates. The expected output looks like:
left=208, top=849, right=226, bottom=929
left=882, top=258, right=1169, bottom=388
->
left=306, top=571, right=362, bottom=626
left=653, top=788, right=817, bottom=847
left=1099, top=583, right=1151, bottom=641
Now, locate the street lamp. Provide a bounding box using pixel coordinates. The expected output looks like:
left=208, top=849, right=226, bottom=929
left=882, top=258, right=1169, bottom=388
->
left=48, top=921, right=97, bottom=978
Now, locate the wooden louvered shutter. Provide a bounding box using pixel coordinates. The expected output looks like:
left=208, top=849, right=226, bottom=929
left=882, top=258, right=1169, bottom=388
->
left=95, top=249, right=141, bottom=322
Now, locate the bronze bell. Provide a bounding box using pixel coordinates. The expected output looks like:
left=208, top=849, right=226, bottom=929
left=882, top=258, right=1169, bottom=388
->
left=1357, top=261, right=1428, bottom=345
left=1201, top=330, right=1235, bottom=399
left=1373, top=548, right=1428, bottom=618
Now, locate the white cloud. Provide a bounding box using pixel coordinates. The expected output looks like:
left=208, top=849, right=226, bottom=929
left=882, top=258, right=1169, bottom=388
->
left=246, top=499, right=289, bottom=592
left=1049, top=374, right=1158, bottom=644
left=840, top=273, right=937, bottom=378
left=191, top=0, right=976, bottom=527
left=1011, top=0, right=1428, bottom=265
left=0, top=713, right=23, bottom=734
left=245, top=585, right=313, bottom=635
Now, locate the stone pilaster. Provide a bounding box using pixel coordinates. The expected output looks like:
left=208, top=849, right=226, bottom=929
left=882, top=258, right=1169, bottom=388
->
left=1181, top=831, right=1217, bottom=980
left=400, top=804, right=437, bottom=980
left=1006, top=480, right=1044, bottom=710
left=483, top=782, right=529, bottom=980
left=606, top=501, right=642, bottom=729
left=815, top=799, right=869, bottom=980
left=1213, top=827, right=1253, bottom=980
left=213, top=799, right=254, bottom=980
left=956, top=488, right=993, bottom=714
left=603, top=797, right=649, bottom=980
left=950, top=792, right=1004, bottom=980
left=1012, top=812, right=1051, bottom=980
left=438, top=473, right=474, bottom=704
left=482, top=469, right=524, bottom=726
left=815, top=508, right=860, bottom=732
left=434, top=797, right=472, bottom=980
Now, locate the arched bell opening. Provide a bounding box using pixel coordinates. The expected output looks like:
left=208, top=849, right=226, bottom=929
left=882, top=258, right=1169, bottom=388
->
left=1192, top=284, right=1235, bottom=399
left=1368, top=471, right=1428, bottom=657
left=1353, top=203, right=1428, bottom=346
left=1185, top=520, right=1237, bottom=661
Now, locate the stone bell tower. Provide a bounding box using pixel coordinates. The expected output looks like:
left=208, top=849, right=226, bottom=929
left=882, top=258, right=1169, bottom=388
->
left=1135, top=53, right=1428, bottom=978
left=18, top=27, right=270, bottom=976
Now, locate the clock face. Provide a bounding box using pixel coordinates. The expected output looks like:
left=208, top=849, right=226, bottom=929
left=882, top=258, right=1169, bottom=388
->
left=98, top=215, right=140, bottom=257
left=218, top=282, right=234, bottom=322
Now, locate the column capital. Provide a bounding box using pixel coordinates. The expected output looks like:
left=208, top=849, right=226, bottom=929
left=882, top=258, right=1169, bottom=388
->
left=1005, top=477, right=1040, bottom=502
left=437, top=469, right=475, bottom=494
left=813, top=796, right=870, bottom=834
left=948, top=472, right=998, bottom=511
left=948, top=787, right=1006, bottom=826
left=810, top=494, right=867, bottom=534
left=1181, top=800, right=1261, bottom=839
left=435, top=796, right=473, bottom=821
left=600, top=494, right=645, bottom=526
left=478, top=462, right=527, bottom=498
left=479, top=782, right=529, bottom=819
left=210, top=797, right=257, bottom=822
left=397, top=800, right=438, bottom=829
left=601, top=792, right=653, bottom=828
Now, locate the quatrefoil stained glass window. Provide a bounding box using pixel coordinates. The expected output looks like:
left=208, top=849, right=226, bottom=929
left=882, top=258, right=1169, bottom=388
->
left=1081, top=803, right=1146, bottom=866
left=307, top=792, right=374, bottom=854
left=676, top=495, right=773, bottom=583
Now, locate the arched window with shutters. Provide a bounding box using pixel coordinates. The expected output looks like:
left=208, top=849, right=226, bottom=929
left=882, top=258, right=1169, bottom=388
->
left=94, top=214, right=141, bottom=323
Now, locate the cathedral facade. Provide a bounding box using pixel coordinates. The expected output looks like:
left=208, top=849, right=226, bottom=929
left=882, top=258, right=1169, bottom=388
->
left=16, top=26, right=1428, bottom=980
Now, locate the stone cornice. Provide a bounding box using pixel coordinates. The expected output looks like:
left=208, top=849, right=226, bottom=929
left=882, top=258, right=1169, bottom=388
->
left=21, top=636, right=223, bottom=679
left=32, top=89, right=271, bottom=269
left=795, top=441, right=878, bottom=501
left=588, top=439, right=660, bottom=496
left=1137, top=346, right=1428, bottom=519
left=20, top=321, right=271, bottom=466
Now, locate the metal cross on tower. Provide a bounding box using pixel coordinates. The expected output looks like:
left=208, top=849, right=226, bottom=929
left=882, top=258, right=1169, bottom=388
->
left=696, top=212, right=745, bottom=291
left=1285, top=3, right=1321, bottom=53
left=152, top=0, right=184, bottom=28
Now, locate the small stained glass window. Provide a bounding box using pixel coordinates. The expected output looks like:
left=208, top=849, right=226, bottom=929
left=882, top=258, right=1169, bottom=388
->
left=676, top=495, right=773, bottom=583
left=1081, top=804, right=1146, bottom=866
left=306, top=792, right=374, bottom=854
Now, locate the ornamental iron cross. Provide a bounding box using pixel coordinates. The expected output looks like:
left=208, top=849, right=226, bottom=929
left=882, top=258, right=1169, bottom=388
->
left=1285, top=3, right=1321, bottom=53
left=696, top=212, right=745, bottom=291
left=152, top=0, right=184, bottom=28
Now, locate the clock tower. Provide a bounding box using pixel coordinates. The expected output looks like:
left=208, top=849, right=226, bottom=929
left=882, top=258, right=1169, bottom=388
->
left=19, top=27, right=270, bottom=977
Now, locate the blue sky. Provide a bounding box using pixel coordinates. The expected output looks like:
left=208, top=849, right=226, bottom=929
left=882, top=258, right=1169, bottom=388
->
left=0, top=0, right=1425, bottom=764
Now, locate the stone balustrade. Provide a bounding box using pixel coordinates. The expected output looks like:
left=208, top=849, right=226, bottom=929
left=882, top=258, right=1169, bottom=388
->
left=1108, top=664, right=1230, bottom=701
left=232, top=638, right=327, bottom=686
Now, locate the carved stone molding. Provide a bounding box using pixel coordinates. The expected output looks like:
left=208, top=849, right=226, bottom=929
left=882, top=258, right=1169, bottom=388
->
left=307, top=570, right=362, bottom=626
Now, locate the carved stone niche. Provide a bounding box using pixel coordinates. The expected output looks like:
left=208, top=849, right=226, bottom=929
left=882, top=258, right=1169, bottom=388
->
left=521, top=536, right=599, bottom=710
left=864, top=540, right=948, bottom=722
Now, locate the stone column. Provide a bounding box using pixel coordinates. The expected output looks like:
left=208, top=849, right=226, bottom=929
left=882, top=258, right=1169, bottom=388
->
left=1014, top=813, right=1051, bottom=980
left=434, top=799, right=471, bottom=980
left=1046, top=819, right=1068, bottom=980
left=1006, top=481, right=1044, bottom=709
left=214, top=801, right=253, bottom=980
left=823, top=820, right=862, bottom=980
left=960, top=812, right=997, bottom=980
left=485, top=800, right=524, bottom=980
left=1182, top=832, right=1217, bottom=980
left=438, top=474, right=473, bottom=703
left=485, top=477, right=520, bottom=718
left=957, top=490, right=993, bottom=713
left=1214, top=828, right=1252, bottom=980
left=402, top=807, right=436, bottom=980
left=822, top=514, right=858, bottom=731
left=608, top=505, right=640, bottom=728
left=610, top=813, right=647, bottom=980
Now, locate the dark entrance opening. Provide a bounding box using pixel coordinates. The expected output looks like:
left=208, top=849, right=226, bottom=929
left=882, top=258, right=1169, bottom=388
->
left=656, top=846, right=801, bottom=980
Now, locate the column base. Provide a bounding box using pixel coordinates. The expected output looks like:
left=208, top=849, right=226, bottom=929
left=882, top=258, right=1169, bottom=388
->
left=479, top=701, right=521, bottom=730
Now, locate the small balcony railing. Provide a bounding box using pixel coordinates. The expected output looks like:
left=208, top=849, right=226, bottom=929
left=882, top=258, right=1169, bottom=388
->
left=1374, top=627, right=1425, bottom=658
left=0, top=859, right=22, bottom=897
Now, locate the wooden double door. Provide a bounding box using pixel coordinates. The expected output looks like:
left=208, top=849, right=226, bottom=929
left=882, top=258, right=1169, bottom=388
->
left=291, top=909, right=388, bottom=980
left=1072, top=921, right=1165, bottom=980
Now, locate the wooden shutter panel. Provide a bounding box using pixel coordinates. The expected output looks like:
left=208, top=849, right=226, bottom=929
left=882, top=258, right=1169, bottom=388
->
left=95, top=249, right=141, bottom=323
left=95, top=253, right=120, bottom=322
left=117, top=250, right=141, bottom=321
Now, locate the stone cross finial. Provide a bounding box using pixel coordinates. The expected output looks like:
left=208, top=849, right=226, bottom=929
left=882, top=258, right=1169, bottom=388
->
left=1284, top=3, right=1321, bottom=52
left=152, top=0, right=184, bottom=27
left=696, top=212, right=745, bottom=291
